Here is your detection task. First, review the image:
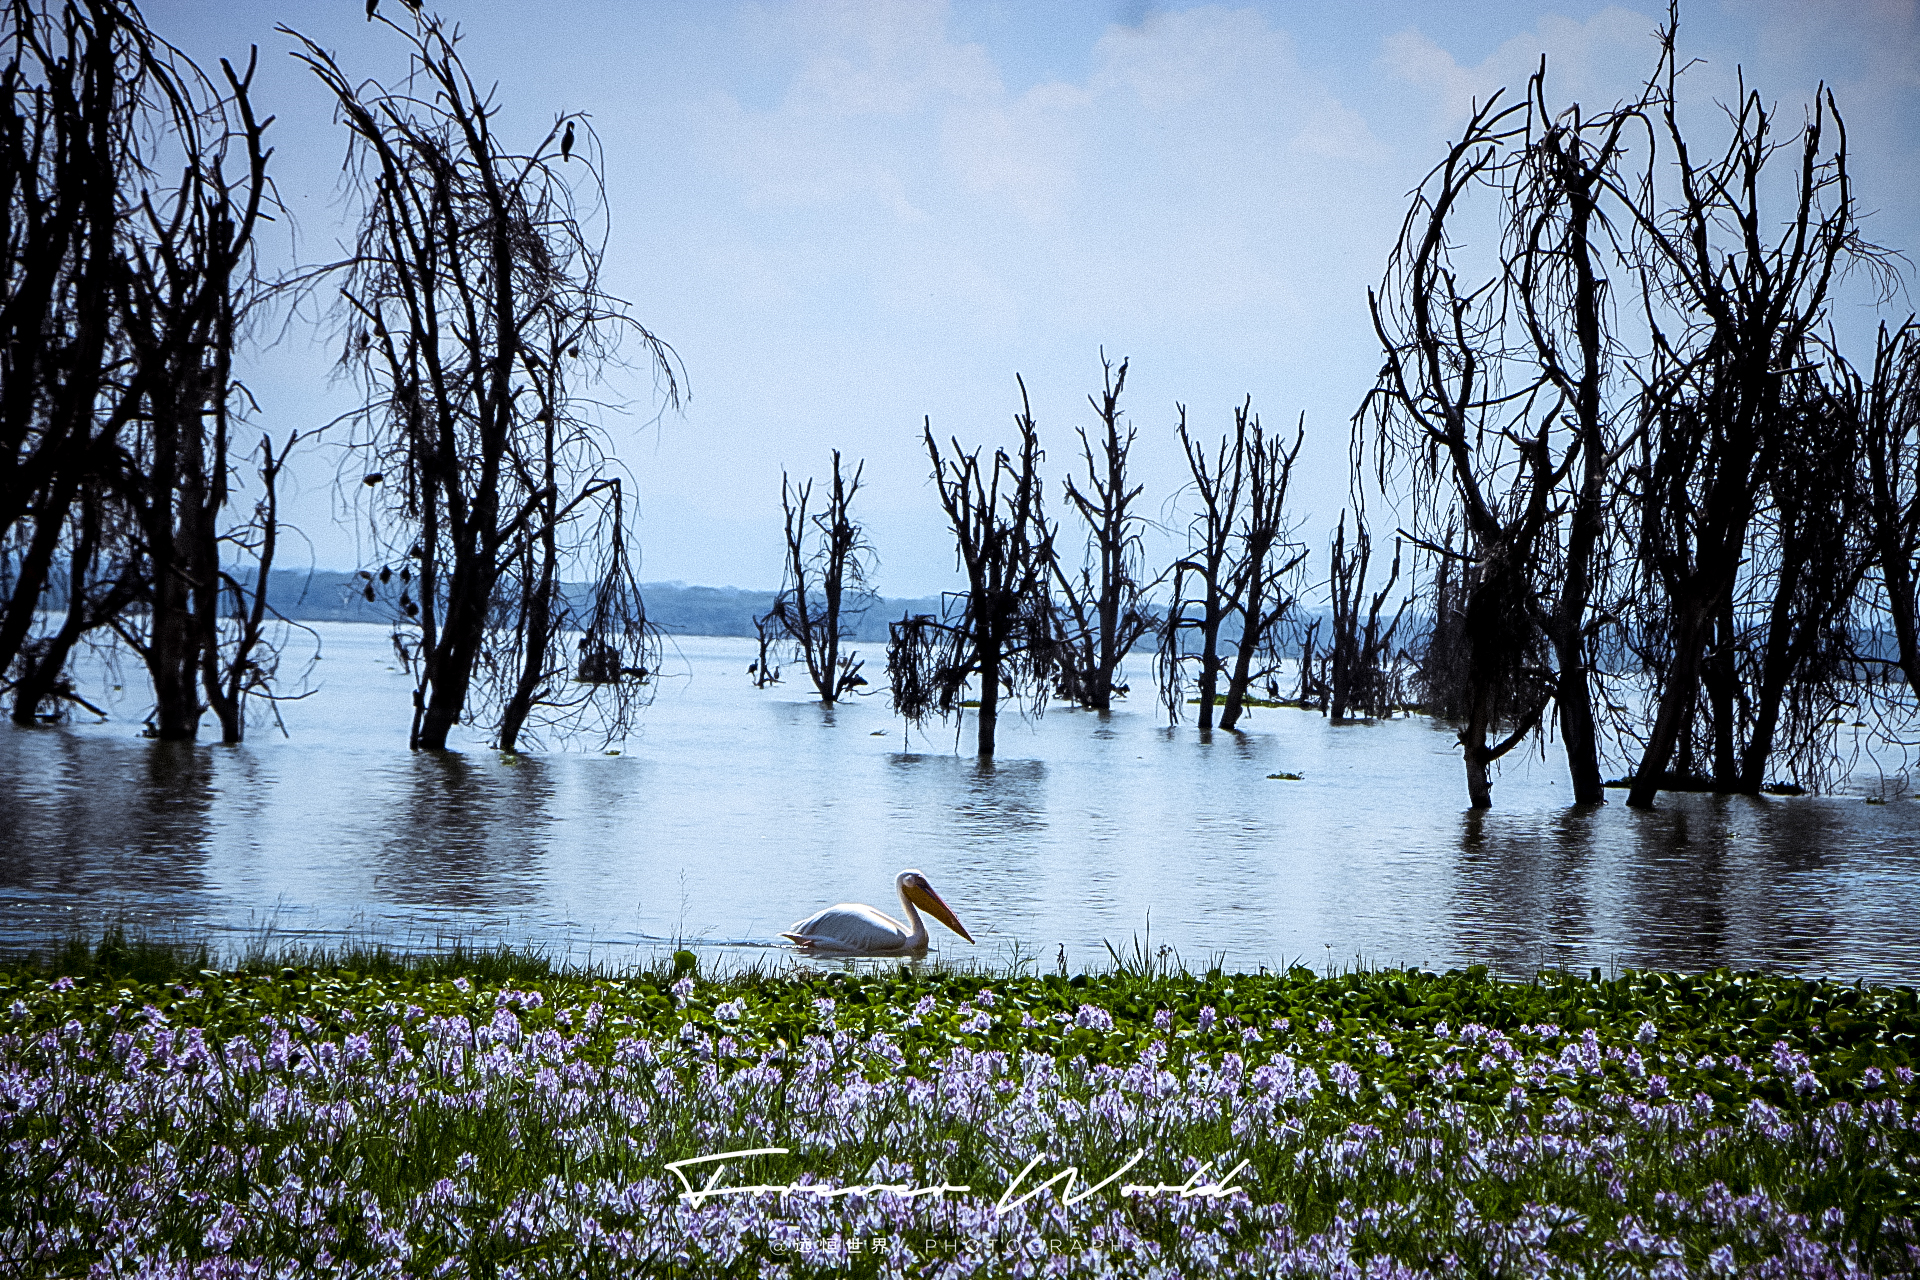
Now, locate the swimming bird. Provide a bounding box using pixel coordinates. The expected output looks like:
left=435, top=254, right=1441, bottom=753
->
left=782, top=869, right=974, bottom=956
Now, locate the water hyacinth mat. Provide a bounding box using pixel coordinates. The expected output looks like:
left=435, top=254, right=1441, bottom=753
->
left=2, top=954, right=1917, bottom=1277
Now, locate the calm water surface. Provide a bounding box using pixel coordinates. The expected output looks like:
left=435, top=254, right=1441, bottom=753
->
left=2, top=623, right=1918, bottom=982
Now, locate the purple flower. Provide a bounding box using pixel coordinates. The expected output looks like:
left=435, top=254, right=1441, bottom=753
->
left=1074, top=1005, right=1114, bottom=1033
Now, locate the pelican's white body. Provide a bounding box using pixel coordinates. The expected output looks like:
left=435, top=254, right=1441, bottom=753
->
left=783, top=870, right=972, bottom=957
left=785, top=900, right=928, bottom=956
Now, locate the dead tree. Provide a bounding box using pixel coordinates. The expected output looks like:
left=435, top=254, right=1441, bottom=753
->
left=8, top=478, right=136, bottom=723
left=1508, top=60, right=1640, bottom=803
left=748, top=612, right=781, bottom=688
left=1409, top=524, right=1472, bottom=719
left=1216, top=412, right=1307, bottom=731
left=292, top=14, right=679, bottom=752
left=1852, top=321, right=1920, bottom=704
left=886, top=380, right=1057, bottom=760
left=1051, top=354, right=1154, bottom=711
left=201, top=431, right=305, bottom=741
left=0, top=3, right=290, bottom=741
left=759, top=451, right=873, bottom=703
left=110, top=45, right=277, bottom=743
left=1360, top=91, right=1564, bottom=809
left=1326, top=511, right=1410, bottom=720
left=1157, top=402, right=1246, bottom=730
left=1614, top=15, right=1885, bottom=805
left=0, top=0, right=145, bottom=699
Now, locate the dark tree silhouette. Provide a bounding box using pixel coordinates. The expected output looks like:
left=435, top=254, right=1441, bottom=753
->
left=1615, top=19, right=1885, bottom=806
left=887, top=380, right=1057, bottom=760
left=1216, top=412, right=1306, bottom=731
left=1359, top=91, right=1560, bottom=809
left=111, top=47, right=277, bottom=743
left=1508, top=61, right=1639, bottom=804
left=1051, top=354, right=1153, bottom=712
left=760, top=450, right=873, bottom=704
left=2, top=2, right=289, bottom=741
left=292, top=13, right=678, bottom=752
left=1157, top=402, right=1245, bottom=730
left=1852, top=321, right=1920, bottom=705
left=1158, top=398, right=1307, bottom=730
left=748, top=612, right=781, bottom=689
left=1, top=0, right=139, bottom=699
left=1326, top=511, right=1410, bottom=721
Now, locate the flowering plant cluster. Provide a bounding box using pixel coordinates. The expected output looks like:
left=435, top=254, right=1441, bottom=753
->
left=1, top=956, right=1915, bottom=1277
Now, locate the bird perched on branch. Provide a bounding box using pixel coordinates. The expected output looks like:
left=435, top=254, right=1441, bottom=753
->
left=561, top=120, right=575, bottom=162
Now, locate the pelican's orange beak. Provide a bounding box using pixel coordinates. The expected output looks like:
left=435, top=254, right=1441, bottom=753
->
left=906, top=879, right=974, bottom=943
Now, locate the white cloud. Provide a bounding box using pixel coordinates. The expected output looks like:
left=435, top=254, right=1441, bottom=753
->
left=1290, top=99, right=1384, bottom=161
left=1381, top=7, right=1663, bottom=131
left=754, top=0, right=1000, bottom=117
left=941, top=80, right=1090, bottom=220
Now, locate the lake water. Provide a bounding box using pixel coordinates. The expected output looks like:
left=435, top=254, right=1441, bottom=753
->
left=3, top=623, right=1919, bottom=984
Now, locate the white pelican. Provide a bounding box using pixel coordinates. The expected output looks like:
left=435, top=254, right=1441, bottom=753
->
left=782, top=869, right=975, bottom=956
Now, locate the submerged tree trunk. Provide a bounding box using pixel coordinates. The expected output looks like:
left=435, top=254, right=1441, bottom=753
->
left=1627, top=596, right=1713, bottom=807
left=887, top=384, right=1057, bottom=759
left=1161, top=402, right=1247, bottom=732
left=1219, top=415, right=1305, bottom=732
left=975, top=645, right=1000, bottom=761
left=295, top=16, right=676, bottom=753
left=1055, top=354, right=1152, bottom=713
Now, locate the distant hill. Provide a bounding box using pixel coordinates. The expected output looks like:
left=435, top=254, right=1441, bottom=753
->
left=56, top=568, right=1337, bottom=652
left=260, top=569, right=950, bottom=642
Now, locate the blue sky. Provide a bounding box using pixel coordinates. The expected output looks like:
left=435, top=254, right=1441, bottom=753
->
left=153, top=1, right=1920, bottom=596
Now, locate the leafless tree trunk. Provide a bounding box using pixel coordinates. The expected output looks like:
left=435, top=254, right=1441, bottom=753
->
left=1052, top=354, right=1153, bottom=712
left=886, top=380, right=1057, bottom=760
left=1326, top=511, right=1410, bottom=721
left=1510, top=64, right=1638, bottom=804
left=292, top=13, right=678, bottom=753
left=0, top=0, right=137, bottom=688
left=1853, top=322, right=1920, bottom=702
left=1, top=3, right=293, bottom=742
left=749, top=612, right=781, bottom=688
left=761, top=451, right=872, bottom=703
left=1614, top=14, right=1884, bottom=806
left=1158, top=402, right=1246, bottom=730
left=1360, top=92, right=1559, bottom=808
left=200, top=431, right=301, bottom=743
left=112, top=46, right=275, bottom=742
left=1217, top=413, right=1306, bottom=731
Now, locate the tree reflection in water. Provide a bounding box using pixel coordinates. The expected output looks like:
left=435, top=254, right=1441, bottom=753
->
left=4, top=632, right=1920, bottom=981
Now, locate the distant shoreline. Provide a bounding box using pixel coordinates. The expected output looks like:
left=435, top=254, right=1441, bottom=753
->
left=253, top=569, right=949, bottom=644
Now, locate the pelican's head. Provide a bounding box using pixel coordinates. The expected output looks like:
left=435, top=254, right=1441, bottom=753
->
left=897, top=869, right=974, bottom=944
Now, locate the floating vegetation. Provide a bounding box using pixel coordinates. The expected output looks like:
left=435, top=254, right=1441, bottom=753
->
left=1266, top=772, right=1305, bottom=781
left=1, top=947, right=1915, bottom=1276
